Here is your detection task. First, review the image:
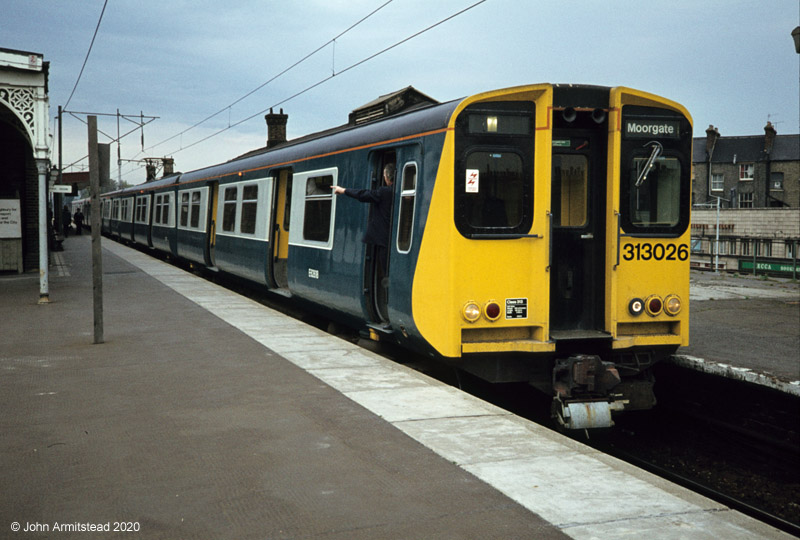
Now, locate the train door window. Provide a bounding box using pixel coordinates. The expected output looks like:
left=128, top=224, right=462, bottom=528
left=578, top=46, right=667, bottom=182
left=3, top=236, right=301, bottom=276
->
left=103, top=200, right=111, bottom=219
left=397, top=162, right=417, bottom=253
left=240, top=185, right=259, bottom=235
left=153, top=195, right=163, bottom=224
left=190, top=191, right=201, bottom=228
left=283, top=176, right=292, bottom=232
left=222, top=186, right=237, bottom=232
left=288, top=168, right=337, bottom=250
left=179, top=192, right=190, bottom=227
left=552, top=154, right=588, bottom=227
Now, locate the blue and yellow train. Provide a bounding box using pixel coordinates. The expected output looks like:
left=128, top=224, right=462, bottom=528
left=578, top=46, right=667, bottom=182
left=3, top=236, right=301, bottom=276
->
left=101, top=84, right=693, bottom=429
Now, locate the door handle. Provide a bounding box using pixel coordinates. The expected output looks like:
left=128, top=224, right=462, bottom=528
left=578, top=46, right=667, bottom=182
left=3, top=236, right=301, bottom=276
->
left=580, top=233, right=594, bottom=240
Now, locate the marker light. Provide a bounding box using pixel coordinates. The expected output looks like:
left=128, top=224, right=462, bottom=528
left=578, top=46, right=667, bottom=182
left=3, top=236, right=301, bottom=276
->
left=645, top=295, right=663, bottom=317
left=629, top=298, right=644, bottom=316
left=664, top=295, right=682, bottom=316
left=484, top=301, right=501, bottom=322
left=463, top=302, right=481, bottom=323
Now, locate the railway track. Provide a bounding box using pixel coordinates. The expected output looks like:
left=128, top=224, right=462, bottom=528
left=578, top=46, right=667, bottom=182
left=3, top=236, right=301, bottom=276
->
left=589, top=364, right=800, bottom=537
left=601, top=438, right=800, bottom=538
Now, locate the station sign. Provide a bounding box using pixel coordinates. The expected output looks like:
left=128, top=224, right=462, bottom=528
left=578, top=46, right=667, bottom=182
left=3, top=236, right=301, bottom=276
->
left=49, top=184, right=73, bottom=194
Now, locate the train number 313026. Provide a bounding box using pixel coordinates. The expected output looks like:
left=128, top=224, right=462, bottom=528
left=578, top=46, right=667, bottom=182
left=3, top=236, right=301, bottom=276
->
left=622, top=243, right=689, bottom=261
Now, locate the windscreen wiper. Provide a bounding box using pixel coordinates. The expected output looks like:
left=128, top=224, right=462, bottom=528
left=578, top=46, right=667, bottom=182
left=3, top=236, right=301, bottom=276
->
left=635, top=141, right=663, bottom=187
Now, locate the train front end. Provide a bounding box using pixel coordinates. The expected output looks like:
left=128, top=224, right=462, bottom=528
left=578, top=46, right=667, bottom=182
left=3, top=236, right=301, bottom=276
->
left=412, top=84, right=693, bottom=429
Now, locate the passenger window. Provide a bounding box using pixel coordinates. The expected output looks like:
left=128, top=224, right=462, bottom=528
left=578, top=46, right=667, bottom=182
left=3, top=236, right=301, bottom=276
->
left=240, top=184, right=259, bottom=234
left=397, top=163, right=417, bottom=253
left=303, top=175, right=333, bottom=242
left=222, top=187, right=237, bottom=232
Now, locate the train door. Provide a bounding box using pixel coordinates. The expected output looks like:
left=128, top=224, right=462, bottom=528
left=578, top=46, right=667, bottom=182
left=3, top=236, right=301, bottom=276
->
left=271, top=169, right=292, bottom=290
left=549, top=130, right=606, bottom=334
left=365, top=150, right=396, bottom=326
left=207, top=181, right=219, bottom=267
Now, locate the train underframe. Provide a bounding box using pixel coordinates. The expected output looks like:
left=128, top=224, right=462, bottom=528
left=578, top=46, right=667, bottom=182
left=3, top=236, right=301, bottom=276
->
left=456, top=343, right=678, bottom=430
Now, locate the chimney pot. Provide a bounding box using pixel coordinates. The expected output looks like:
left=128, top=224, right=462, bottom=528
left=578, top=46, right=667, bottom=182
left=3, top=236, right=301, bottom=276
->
left=764, top=121, right=777, bottom=154
left=705, top=125, right=720, bottom=158
left=265, top=109, right=288, bottom=148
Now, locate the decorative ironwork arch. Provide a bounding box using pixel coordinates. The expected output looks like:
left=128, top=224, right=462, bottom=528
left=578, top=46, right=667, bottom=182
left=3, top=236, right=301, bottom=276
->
left=0, top=86, right=36, bottom=147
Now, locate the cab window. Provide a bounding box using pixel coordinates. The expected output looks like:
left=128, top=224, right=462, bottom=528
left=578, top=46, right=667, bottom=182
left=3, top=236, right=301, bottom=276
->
left=629, top=155, right=681, bottom=227
left=454, top=101, right=535, bottom=238
left=620, top=106, right=691, bottom=236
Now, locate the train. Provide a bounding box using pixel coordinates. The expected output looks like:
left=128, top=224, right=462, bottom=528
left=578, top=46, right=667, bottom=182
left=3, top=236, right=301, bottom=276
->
left=100, top=83, right=693, bottom=429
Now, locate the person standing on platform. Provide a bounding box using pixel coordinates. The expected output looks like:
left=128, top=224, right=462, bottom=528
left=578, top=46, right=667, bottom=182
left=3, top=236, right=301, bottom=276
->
left=61, top=205, right=71, bottom=237
left=73, top=208, right=84, bottom=235
left=331, top=163, right=395, bottom=274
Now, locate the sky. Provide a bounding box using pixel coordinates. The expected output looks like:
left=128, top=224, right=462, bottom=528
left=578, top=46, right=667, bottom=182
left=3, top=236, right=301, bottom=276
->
left=3, top=0, right=799, bottom=186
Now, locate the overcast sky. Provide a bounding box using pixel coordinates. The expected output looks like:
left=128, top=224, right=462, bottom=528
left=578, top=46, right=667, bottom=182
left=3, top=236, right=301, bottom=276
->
left=4, top=0, right=799, bottom=185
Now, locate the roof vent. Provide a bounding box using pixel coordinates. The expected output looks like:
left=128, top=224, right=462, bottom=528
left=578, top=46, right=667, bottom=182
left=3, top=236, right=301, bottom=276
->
left=349, top=86, right=438, bottom=126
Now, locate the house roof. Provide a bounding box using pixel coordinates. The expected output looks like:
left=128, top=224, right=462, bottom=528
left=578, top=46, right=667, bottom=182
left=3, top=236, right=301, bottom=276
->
left=692, top=133, right=800, bottom=163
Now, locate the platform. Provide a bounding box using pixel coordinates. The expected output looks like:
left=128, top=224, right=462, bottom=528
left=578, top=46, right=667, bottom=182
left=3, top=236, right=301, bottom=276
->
left=677, top=270, right=800, bottom=396
left=0, top=235, right=793, bottom=539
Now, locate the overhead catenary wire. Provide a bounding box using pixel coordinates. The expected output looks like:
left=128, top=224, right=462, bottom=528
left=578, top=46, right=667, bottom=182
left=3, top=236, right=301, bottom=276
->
left=118, top=0, right=488, bottom=182
left=143, top=0, right=396, bottom=155
left=64, top=0, right=109, bottom=110
left=148, top=0, right=489, bottom=169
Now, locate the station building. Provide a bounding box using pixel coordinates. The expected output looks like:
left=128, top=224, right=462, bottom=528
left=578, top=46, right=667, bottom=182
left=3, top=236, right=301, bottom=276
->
left=0, top=48, right=51, bottom=297
left=691, top=123, right=800, bottom=275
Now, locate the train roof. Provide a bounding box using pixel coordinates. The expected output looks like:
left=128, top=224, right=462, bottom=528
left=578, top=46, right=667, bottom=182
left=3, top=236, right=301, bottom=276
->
left=171, top=92, right=461, bottom=186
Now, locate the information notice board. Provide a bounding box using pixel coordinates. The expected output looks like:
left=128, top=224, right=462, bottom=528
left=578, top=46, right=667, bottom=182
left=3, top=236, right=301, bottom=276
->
left=0, top=199, right=22, bottom=239
left=0, top=199, right=23, bottom=272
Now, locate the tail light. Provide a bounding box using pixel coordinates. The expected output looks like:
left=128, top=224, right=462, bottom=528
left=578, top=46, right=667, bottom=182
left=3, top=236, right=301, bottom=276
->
left=644, top=295, right=663, bottom=316
left=484, top=301, right=501, bottom=321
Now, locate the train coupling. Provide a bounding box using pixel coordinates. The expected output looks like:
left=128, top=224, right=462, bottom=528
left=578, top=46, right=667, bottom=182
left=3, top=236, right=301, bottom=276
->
left=552, top=355, right=625, bottom=430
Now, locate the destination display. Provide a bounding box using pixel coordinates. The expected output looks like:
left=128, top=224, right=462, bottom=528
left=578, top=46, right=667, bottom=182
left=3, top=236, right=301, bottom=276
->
left=624, top=119, right=681, bottom=139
